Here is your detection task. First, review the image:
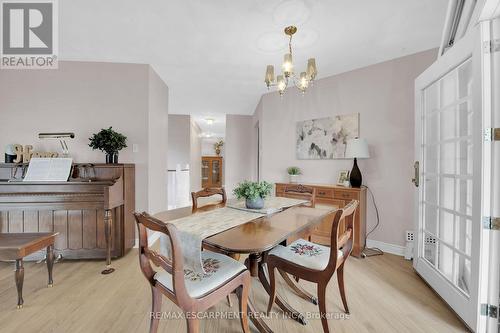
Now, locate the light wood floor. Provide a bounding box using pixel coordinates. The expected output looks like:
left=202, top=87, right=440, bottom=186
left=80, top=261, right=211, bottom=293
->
left=0, top=249, right=469, bottom=333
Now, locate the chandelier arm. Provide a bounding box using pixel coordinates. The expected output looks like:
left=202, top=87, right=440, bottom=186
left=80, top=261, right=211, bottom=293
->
left=289, top=34, right=293, bottom=56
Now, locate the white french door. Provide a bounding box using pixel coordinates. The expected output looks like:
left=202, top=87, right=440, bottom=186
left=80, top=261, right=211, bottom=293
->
left=414, top=26, right=484, bottom=331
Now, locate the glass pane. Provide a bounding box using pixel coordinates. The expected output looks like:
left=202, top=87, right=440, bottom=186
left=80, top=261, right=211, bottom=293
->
left=456, top=179, right=473, bottom=216
left=458, top=60, right=472, bottom=99
left=424, top=176, right=438, bottom=204
left=425, top=81, right=439, bottom=113
left=212, top=160, right=220, bottom=184
left=440, top=141, right=455, bottom=174
left=440, top=177, right=455, bottom=210
left=454, top=253, right=471, bottom=295
left=457, top=102, right=472, bottom=137
left=424, top=204, right=438, bottom=235
left=426, top=112, right=439, bottom=144
left=202, top=161, right=209, bottom=180
left=440, top=106, right=456, bottom=140
left=455, top=217, right=472, bottom=256
left=424, top=145, right=438, bottom=174
left=437, top=242, right=454, bottom=281
left=457, top=140, right=473, bottom=176
left=439, top=210, right=454, bottom=244
left=440, top=71, right=457, bottom=108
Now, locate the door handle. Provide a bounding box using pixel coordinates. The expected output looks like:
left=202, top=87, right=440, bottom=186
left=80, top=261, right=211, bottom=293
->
left=412, top=161, right=419, bottom=187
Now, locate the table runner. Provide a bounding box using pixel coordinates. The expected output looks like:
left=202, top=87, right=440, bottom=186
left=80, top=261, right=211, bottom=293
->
left=226, top=197, right=309, bottom=215
left=159, top=197, right=310, bottom=277
left=160, top=207, right=263, bottom=277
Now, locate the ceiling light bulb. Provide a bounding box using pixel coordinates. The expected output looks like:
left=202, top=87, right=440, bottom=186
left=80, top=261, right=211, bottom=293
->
left=265, top=65, right=275, bottom=88
left=282, top=53, right=293, bottom=77
left=277, top=75, right=286, bottom=92
left=307, top=58, right=317, bottom=80
left=299, top=72, right=309, bottom=91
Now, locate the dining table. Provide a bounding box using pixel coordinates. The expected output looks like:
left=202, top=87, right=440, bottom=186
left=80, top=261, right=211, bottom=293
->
left=154, top=201, right=336, bottom=333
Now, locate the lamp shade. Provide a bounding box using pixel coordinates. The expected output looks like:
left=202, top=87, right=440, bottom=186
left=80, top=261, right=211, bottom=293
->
left=345, top=138, right=370, bottom=159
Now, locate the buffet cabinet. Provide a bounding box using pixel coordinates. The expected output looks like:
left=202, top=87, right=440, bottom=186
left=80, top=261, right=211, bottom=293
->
left=275, top=183, right=366, bottom=257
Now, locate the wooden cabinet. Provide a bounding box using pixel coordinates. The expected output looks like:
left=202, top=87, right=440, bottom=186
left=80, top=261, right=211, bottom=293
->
left=201, top=156, right=223, bottom=188
left=276, top=183, right=366, bottom=257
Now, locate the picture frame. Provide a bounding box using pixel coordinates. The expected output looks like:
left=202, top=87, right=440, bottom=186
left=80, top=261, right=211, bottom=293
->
left=337, top=170, right=350, bottom=186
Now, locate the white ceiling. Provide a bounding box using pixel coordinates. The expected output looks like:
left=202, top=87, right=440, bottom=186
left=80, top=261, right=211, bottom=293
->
left=192, top=114, right=226, bottom=138
left=59, top=0, right=448, bottom=116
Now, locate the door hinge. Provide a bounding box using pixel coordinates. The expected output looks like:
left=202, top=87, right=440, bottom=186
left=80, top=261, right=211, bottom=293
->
left=484, top=128, right=500, bottom=142
left=483, top=39, right=500, bottom=54
left=482, top=217, right=500, bottom=230
left=480, top=304, right=498, bottom=318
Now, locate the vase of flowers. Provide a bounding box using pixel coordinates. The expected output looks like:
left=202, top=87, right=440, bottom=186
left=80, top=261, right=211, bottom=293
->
left=287, top=166, right=302, bottom=183
left=214, top=140, right=224, bottom=156
left=88, top=127, right=128, bottom=164
left=233, top=180, right=272, bottom=209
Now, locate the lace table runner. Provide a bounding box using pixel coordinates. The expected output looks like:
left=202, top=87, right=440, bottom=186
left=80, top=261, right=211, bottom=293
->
left=160, top=207, right=262, bottom=277
left=159, top=197, right=310, bottom=277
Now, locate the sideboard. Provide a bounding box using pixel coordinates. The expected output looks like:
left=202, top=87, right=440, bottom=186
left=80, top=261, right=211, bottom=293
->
left=275, top=183, right=367, bottom=257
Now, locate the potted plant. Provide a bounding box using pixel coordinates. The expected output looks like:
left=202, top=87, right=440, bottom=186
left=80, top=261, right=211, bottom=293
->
left=214, top=140, right=224, bottom=156
left=287, top=166, right=302, bottom=183
left=233, top=180, right=272, bottom=209
left=88, top=127, right=127, bottom=164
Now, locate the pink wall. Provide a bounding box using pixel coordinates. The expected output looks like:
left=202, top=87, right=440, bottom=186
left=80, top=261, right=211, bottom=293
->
left=254, top=49, right=437, bottom=247
left=0, top=61, right=169, bottom=213
left=225, top=114, right=254, bottom=196
left=147, top=67, right=169, bottom=213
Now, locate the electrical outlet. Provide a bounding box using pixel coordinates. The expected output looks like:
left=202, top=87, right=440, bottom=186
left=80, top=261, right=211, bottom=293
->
left=424, top=235, right=437, bottom=244
left=405, top=230, right=415, bottom=242
left=404, top=230, right=415, bottom=260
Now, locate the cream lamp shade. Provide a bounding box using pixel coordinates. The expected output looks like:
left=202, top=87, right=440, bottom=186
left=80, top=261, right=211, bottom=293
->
left=345, top=138, right=370, bottom=159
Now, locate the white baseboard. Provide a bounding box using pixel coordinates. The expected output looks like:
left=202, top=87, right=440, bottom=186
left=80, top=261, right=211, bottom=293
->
left=366, top=239, right=405, bottom=257
left=134, top=231, right=162, bottom=248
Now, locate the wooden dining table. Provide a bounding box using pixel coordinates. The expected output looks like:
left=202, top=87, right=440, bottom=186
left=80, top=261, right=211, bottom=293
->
left=154, top=203, right=335, bottom=333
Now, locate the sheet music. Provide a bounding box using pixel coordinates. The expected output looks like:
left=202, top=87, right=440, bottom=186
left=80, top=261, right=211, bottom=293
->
left=23, top=158, right=73, bottom=182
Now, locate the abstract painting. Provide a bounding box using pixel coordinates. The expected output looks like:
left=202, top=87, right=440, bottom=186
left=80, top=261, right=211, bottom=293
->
left=296, top=114, right=359, bottom=159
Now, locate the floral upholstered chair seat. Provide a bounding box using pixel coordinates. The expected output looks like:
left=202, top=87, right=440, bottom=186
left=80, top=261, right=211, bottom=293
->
left=268, top=239, right=343, bottom=271
left=154, top=251, right=246, bottom=298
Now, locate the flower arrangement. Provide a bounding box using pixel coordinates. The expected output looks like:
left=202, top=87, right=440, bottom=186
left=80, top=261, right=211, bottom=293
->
left=214, top=140, right=224, bottom=156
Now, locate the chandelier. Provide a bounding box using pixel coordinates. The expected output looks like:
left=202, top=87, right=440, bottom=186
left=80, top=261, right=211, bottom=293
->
left=264, top=26, right=317, bottom=96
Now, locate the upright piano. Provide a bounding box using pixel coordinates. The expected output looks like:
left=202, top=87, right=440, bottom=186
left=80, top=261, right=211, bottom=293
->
left=0, top=163, right=135, bottom=274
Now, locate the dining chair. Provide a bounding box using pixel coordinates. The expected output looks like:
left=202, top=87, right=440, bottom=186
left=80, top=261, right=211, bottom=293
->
left=266, top=200, right=359, bottom=333
left=283, top=184, right=316, bottom=208
left=191, top=187, right=227, bottom=213
left=134, top=212, right=251, bottom=333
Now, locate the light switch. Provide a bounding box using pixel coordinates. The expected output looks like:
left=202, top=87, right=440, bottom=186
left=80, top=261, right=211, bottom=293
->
left=132, top=144, right=139, bottom=153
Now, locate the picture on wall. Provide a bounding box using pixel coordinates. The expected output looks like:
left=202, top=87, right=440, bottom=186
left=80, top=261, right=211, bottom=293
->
left=296, top=113, right=359, bottom=159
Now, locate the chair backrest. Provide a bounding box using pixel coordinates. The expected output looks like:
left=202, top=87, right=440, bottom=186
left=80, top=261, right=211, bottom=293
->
left=191, top=187, right=227, bottom=213
left=283, top=184, right=316, bottom=208
left=325, top=200, right=358, bottom=274
left=134, top=212, right=190, bottom=302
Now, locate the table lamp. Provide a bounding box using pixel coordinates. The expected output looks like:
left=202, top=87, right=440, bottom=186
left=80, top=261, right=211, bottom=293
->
left=345, top=138, right=370, bottom=188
